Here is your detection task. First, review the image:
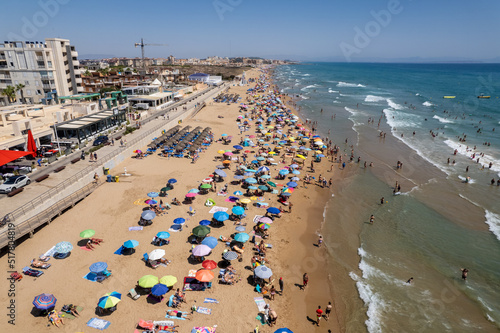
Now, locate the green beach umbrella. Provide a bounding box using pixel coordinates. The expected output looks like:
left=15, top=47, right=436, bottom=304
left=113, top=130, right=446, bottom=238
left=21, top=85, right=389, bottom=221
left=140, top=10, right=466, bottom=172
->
left=267, top=181, right=277, bottom=187
left=200, top=184, right=212, bottom=189
left=138, top=275, right=159, bottom=288
left=97, top=292, right=121, bottom=309
left=79, top=229, right=95, bottom=238
left=159, top=275, right=178, bottom=287
left=192, top=225, right=211, bottom=237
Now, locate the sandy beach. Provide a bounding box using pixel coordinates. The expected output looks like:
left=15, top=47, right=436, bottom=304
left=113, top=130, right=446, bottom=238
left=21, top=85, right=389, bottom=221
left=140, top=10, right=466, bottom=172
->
left=1, top=68, right=342, bottom=333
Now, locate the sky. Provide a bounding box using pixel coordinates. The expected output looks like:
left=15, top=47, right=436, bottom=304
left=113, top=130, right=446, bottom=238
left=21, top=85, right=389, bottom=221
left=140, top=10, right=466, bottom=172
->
left=1, top=0, right=499, bottom=62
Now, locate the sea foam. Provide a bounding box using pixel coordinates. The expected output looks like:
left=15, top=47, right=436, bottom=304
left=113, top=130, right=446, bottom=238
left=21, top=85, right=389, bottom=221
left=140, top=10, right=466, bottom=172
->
left=387, top=99, right=404, bottom=110
left=365, top=95, right=387, bottom=103
left=423, top=101, right=435, bottom=107
left=337, top=81, right=366, bottom=88
left=433, top=115, right=455, bottom=124
left=485, top=210, right=500, bottom=241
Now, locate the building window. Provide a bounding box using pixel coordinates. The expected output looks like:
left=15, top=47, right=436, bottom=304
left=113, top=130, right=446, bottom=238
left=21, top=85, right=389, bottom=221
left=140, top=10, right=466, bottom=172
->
left=35, top=81, right=39, bottom=86
left=26, top=89, right=31, bottom=95
left=36, top=90, right=42, bottom=95
left=25, top=80, right=29, bottom=85
left=47, top=61, right=52, bottom=68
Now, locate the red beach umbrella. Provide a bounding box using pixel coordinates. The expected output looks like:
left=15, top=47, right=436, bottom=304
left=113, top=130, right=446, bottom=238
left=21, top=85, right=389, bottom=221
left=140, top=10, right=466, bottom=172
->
left=202, top=260, right=217, bottom=270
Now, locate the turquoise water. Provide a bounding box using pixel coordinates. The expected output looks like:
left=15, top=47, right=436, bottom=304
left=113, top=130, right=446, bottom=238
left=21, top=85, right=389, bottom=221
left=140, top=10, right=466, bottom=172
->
left=274, top=63, right=500, bottom=332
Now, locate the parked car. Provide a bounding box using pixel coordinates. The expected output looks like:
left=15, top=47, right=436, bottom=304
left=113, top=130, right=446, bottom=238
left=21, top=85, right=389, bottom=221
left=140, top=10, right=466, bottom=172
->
left=93, top=136, right=109, bottom=146
left=0, top=175, right=31, bottom=193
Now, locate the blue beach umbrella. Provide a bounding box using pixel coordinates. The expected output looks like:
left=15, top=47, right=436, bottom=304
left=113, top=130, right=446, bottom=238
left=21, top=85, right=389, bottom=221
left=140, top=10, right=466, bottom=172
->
left=279, top=169, right=289, bottom=175
left=33, top=293, right=57, bottom=310
left=151, top=283, right=169, bottom=296
left=201, top=236, right=218, bottom=249
left=233, top=145, right=243, bottom=150
left=167, top=178, right=177, bottom=184
left=248, top=186, right=258, bottom=190
left=234, top=175, right=245, bottom=180
left=89, top=262, right=108, bottom=273
left=233, top=233, right=250, bottom=243
left=214, top=169, right=227, bottom=177
left=287, top=182, right=298, bottom=188
left=221, top=133, right=228, bottom=137
left=156, top=231, right=170, bottom=239
left=317, top=154, right=325, bottom=158
left=123, top=239, right=139, bottom=248
left=245, top=178, right=257, bottom=184
left=291, top=177, right=300, bottom=181
left=173, top=218, right=185, bottom=225
left=235, top=226, right=246, bottom=232
left=233, top=191, right=243, bottom=196
left=274, top=329, right=293, bottom=333
left=258, top=185, right=269, bottom=191
left=267, top=207, right=280, bottom=215
left=292, top=170, right=301, bottom=175
left=141, top=210, right=156, bottom=220
left=199, top=219, right=211, bottom=226
left=260, top=175, right=271, bottom=179
left=257, top=157, right=265, bottom=161
left=243, top=172, right=254, bottom=177
left=147, top=192, right=159, bottom=198
left=258, top=166, right=270, bottom=173
left=254, top=265, right=273, bottom=279
left=188, top=188, right=200, bottom=194
left=55, top=241, right=73, bottom=253
left=213, top=211, right=229, bottom=222
left=232, top=206, right=245, bottom=215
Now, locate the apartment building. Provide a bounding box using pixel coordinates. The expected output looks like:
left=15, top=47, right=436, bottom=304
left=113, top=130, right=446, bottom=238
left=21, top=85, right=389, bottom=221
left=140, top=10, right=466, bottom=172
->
left=0, top=38, right=83, bottom=106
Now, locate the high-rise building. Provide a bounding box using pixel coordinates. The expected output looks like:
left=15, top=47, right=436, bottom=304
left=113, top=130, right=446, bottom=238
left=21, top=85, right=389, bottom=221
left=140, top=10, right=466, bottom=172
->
left=0, top=38, right=83, bottom=106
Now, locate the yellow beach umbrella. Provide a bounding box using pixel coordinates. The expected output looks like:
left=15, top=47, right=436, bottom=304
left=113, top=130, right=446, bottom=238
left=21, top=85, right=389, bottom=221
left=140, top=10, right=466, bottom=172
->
left=268, top=151, right=276, bottom=155
left=217, top=150, right=225, bottom=154
left=265, top=132, right=272, bottom=136
left=297, top=154, right=306, bottom=160
left=240, top=198, right=251, bottom=204
left=250, top=196, right=258, bottom=201
left=159, top=275, right=178, bottom=287
left=138, top=275, right=159, bottom=288
left=313, top=138, right=322, bottom=141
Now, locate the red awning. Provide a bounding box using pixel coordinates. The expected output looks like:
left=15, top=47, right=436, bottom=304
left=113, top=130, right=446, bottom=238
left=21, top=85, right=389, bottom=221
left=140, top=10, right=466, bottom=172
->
left=0, top=150, right=31, bottom=167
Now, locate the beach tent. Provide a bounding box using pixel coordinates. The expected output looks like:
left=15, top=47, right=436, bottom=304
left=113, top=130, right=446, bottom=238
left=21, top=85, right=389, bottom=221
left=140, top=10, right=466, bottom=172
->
left=205, top=198, right=216, bottom=206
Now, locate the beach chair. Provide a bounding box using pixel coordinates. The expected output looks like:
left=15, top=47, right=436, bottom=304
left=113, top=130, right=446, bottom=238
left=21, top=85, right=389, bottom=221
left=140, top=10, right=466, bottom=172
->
left=129, top=288, right=141, bottom=300
left=22, top=266, right=43, bottom=277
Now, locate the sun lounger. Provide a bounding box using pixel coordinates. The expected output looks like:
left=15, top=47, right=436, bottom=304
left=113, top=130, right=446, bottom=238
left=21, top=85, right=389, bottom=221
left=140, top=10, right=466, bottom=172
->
left=129, top=288, right=140, bottom=300
left=23, top=266, right=43, bottom=277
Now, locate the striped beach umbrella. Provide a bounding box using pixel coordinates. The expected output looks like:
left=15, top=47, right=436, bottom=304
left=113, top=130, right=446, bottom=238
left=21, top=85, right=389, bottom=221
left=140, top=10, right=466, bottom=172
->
left=89, top=262, right=108, bottom=273
left=98, top=292, right=121, bottom=309
left=255, top=265, right=273, bottom=279
left=223, top=251, right=238, bottom=261
left=55, top=241, right=73, bottom=253
left=33, top=293, right=57, bottom=310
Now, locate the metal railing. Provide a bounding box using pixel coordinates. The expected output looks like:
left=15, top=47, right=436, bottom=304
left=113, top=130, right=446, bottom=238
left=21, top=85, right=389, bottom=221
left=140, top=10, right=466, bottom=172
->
left=2, top=84, right=221, bottom=224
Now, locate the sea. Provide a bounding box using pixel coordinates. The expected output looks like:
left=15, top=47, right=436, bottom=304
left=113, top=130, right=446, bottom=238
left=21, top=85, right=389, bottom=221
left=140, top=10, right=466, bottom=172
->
left=273, top=63, right=500, bottom=332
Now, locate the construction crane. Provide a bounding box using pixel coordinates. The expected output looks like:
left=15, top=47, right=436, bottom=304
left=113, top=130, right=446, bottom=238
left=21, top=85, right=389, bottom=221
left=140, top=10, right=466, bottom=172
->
left=134, top=38, right=168, bottom=72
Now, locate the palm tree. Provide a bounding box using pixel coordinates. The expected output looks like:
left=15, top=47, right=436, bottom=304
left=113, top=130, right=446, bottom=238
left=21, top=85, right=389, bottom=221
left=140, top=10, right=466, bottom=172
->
left=1, top=85, right=17, bottom=103
left=15, top=83, right=25, bottom=104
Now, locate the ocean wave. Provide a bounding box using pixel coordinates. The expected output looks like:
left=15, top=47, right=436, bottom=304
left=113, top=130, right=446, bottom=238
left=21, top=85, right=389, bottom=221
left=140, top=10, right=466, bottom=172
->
left=423, top=101, right=435, bottom=107
left=349, top=271, right=386, bottom=333
left=383, top=109, right=422, bottom=129
left=387, top=99, right=404, bottom=110
left=300, top=84, right=319, bottom=91
left=443, top=139, right=500, bottom=175
left=333, top=100, right=341, bottom=104
left=328, top=89, right=339, bottom=93
left=433, top=115, right=455, bottom=124
left=345, top=107, right=359, bottom=116
left=337, top=81, right=366, bottom=88
left=302, top=73, right=311, bottom=76
left=299, top=95, right=309, bottom=100
left=485, top=210, right=500, bottom=241
left=365, top=95, right=387, bottom=103
left=457, top=175, right=476, bottom=184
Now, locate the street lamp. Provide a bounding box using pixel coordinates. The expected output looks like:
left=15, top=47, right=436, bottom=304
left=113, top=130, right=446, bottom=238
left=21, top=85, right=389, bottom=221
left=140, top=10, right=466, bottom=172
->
left=52, top=113, right=61, bottom=155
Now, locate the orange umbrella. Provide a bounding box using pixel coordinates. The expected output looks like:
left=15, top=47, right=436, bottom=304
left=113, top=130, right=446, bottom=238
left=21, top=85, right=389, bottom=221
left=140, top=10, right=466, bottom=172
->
left=195, top=269, right=215, bottom=282
left=223, top=160, right=231, bottom=164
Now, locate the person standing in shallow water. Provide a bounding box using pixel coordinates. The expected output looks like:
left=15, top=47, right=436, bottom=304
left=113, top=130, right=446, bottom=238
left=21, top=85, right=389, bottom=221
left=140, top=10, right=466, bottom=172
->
left=461, top=268, right=469, bottom=281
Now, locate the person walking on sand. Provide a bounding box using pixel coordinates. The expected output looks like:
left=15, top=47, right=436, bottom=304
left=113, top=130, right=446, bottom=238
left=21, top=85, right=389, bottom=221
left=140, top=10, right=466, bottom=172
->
left=370, top=215, right=375, bottom=224
left=317, top=235, right=323, bottom=247
left=93, top=152, right=97, bottom=161
left=316, top=305, right=323, bottom=326
left=380, top=197, right=385, bottom=205
left=302, top=273, right=309, bottom=290
left=288, top=202, right=293, bottom=213
left=93, top=172, right=99, bottom=184
left=461, top=268, right=469, bottom=281
left=325, top=301, right=332, bottom=320
left=279, top=277, right=284, bottom=295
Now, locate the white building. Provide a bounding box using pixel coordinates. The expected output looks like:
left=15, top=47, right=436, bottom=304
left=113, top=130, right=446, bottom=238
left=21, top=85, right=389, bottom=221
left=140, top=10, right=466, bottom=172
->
left=0, top=38, right=83, bottom=106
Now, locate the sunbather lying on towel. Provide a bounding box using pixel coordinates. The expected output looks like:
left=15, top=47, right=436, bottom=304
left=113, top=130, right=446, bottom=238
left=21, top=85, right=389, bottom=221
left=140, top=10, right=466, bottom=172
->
left=61, top=304, right=80, bottom=317
left=155, top=324, right=179, bottom=332
left=48, top=310, right=65, bottom=327
left=31, top=258, right=51, bottom=269
left=86, top=240, right=95, bottom=250
left=91, top=238, right=103, bottom=245
left=166, top=310, right=192, bottom=320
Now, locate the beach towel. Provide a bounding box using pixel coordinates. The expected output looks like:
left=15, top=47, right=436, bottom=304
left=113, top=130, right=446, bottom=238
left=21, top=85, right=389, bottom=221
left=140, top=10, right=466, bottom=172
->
left=168, top=225, right=182, bottom=232
left=167, top=295, right=175, bottom=307
left=256, top=314, right=267, bottom=325
left=80, top=246, right=93, bottom=251
left=153, top=320, right=175, bottom=327
left=253, top=215, right=264, bottom=224
left=83, top=272, right=98, bottom=282
left=114, top=246, right=125, bottom=255
left=196, top=307, right=212, bottom=315
left=60, top=306, right=83, bottom=319
left=183, top=277, right=211, bottom=291
left=188, top=269, right=197, bottom=277
left=129, top=226, right=143, bottom=231
left=204, top=298, right=219, bottom=304
left=191, top=326, right=217, bottom=333
left=42, top=246, right=56, bottom=258
left=254, top=297, right=267, bottom=312
left=225, top=197, right=238, bottom=202
left=86, top=317, right=111, bottom=330
left=208, top=206, right=228, bottom=214
left=165, top=310, right=188, bottom=320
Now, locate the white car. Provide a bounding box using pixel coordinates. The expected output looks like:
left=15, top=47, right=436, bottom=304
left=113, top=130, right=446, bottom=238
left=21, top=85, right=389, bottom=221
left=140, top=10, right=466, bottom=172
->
left=0, top=175, right=31, bottom=194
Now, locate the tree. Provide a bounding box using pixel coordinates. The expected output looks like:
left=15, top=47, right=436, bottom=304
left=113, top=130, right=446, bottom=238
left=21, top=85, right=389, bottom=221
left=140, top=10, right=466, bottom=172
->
left=1, top=85, right=17, bottom=103
left=15, top=83, right=25, bottom=104
left=83, top=70, right=92, bottom=76
left=99, top=86, right=119, bottom=98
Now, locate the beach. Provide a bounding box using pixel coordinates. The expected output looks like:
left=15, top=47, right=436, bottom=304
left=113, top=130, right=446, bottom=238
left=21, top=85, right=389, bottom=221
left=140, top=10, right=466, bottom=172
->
left=1, top=68, right=343, bottom=333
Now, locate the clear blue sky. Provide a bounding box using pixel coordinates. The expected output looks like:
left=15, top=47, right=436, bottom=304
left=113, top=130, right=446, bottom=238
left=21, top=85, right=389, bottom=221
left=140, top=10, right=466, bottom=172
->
left=1, top=0, right=499, bottom=62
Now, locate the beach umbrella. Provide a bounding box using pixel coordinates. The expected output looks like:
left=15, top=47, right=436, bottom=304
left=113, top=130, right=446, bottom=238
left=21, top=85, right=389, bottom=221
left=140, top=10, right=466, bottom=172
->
left=259, top=223, right=271, bottom=230
left=192, top=225, right=211, bottom=237
left=254, top=265, right=273, bottom=279
left=79, top=229, right=95, bottom=238
left=257, top=157, right=265, bottom=161
left=161, top=187, right=172, bottom=192
left=98, top=292, right=122, bottom=309
left=234, top=233, right=250, bottom=243
left=279, top=169, right=289, bottom=175
left=33, top=293, right=57, bottom=310
left=173, top=218, right=185, bottom=225
left=214, top=169, right=227, bottom=177
left=240, top=198, right=251, bottom=204
left=223, top=160, right=231, bottom=164
left=141, top=210, right=156, bottom=220
left=201, top=236, right=218, bottom=249
left=267, top=207, right=280, bottom=215
left=223, top=151, right=233, bottom=156
left=248, top=186, right=258, bottom=190
left=213, top=211, right=229, bottom=222
left=258, top=185, right=269, bottom=191
left=151, top=283, right=169, bottom=296
left=217, top=149, right=225, bottom=154
left=317, top=154, right=325, bottom=158
left=267, top=181, right=277, bottom=187
left=243, top=172, right=254, bottom=177
left=292, top=170, right=301, bottom=175
left=200, top=183, right=212, bottom=189
left=251, top=160, right=260, bottom=164
left=199, top=219, right=211, bottom=226
left=257, top=166, right=270, bottom=173
left=233, top=191, right=243, bottom=196
left=291, top=177, right=300, bottom=181
left=245, top=178, right=257, bottom=184
left=196, top=269, right=215, bottom=282
left=233, top=145, right=243, bottom=150
left=287, top=182, right=298, bottom=188
left=168, top=178, right=177, bottom=184
left=138, top=275, right=159, bottom=288
left=235, top=226, right=246, bottom=232
left=156, top=231, right=170, bottom=239
left=186, top=193, right=197, bottom=198
left=123, top=239, right=139, bottom=248
left=259, top=216, right=273, bottom=224
left=55, top=241, right=73, bottom=253
left=260, top=175, right=271, bottom=180
left=221, top=133, right=228, bottom=137
left=149, top=249, right=166, bottom=261
left=290, top=164, right=299, bottom=168
left=133, top=150, right=142, bottom=154
left=203, top=177, right=213, bottom=183
left=188, top=188, right=200, bottom=194
left=145, top=199, right=157, bottom=205
left=232, top=206, right=245, bottom=215
left=296, top=154, right=306, bottom=160
left=234, top=175, right=244, bottom=180
left=89, top=262, right=108, bottom=273
left=192, top=245, right=212, bottom=257
left=202, top=260, right=218, bottom=270
left=223, top=251, right=238, bottom=261
left=147, top=192, right=159, bottom=198
left=159, top=275, right=177, bottom=287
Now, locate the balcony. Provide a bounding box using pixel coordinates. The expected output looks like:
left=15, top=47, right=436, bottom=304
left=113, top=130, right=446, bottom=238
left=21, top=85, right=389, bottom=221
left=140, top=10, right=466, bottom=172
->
left=75, top=77, right=82, bottom=84
left=72, top=59, right=80, bottom=66
left=71, top=50, right=78, bottom=57
left=42, top=83, right=51, bottom=89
